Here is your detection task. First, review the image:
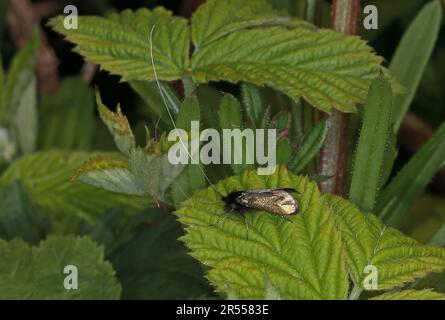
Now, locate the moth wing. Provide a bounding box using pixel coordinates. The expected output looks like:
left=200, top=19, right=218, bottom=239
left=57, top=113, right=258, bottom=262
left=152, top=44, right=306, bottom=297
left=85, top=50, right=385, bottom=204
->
left=238, top=189, right=299, bottom=215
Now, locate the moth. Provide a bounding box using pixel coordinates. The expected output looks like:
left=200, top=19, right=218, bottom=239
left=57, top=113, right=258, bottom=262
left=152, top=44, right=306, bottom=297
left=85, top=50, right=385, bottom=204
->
left=211, top=188, right=299, bottom=238
left=221, top=188, right=299, bottom=216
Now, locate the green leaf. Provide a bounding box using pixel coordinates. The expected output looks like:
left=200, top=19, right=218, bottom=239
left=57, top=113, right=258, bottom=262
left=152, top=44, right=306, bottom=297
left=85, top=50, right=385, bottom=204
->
left=48, top=8, right=189, bottom=82
left=176, top=96, right=201, bottom=131
left=390, top=0, right=442, bottom=131
left=276, top=139, right=291, bottom=164
left=39, top=77, right=95, bottom=150
left=172, top=165, right=206, bottom=206
left=289, top=121, right=327, bottom=174
left=106, top=209, right=212, bottom=299
left=96, top=92, right=135, bottom=157
left=196, top=84, right=222, bottom=129
left=177, top=166, right=348, bottom=299
left=349, top=77, right=393, bottom=212
left=0, top=128, right=16, bottom=164
left=130, top=80, right=180, bottom=126
left=323, top=194, right=445, bottom=291
left=379, top=130, right=398, bottom=189
left=50, top=6, right=384, bottom=114
left=0, top=59, right=4, bottom=107
left=371, top=289, right=445, bottom=300
left=264, top=276, right=283, bottom=300
left=377, top=121, right=445, bottom=227
left=219, top=94, right=242, bottom=131
left=0, top=235, right=121, bottom=299
left=0, top=151, right=148, bottom=232
left=0, top=30, right=38, bottom=125
left=430, top=223, right=445, bottom=247
left=74, top=156, right=144, bottom=196
left=0, top=181, right=40, bottom=243
left=14, top=74, right=37, bottom=155
left=191, top=26, right=382, bottom=113
left=129, top=147, right=187, bottom=200
left=241, top=82, right=265, bottom=128
left=191, top=0, right=311, bottom=49
left=219, top=94, right=251, bottom=174
left=0, top=32, right=39, bottom=155
left=273, top=111, right=290, bottom=131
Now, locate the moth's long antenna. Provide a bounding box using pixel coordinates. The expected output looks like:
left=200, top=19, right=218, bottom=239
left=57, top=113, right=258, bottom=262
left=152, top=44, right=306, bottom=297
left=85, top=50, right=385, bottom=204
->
left=149, top=25, right=224, bottom=198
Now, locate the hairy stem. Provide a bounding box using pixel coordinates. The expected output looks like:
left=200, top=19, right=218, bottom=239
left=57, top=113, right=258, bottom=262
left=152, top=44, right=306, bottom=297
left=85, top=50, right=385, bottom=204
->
left=318, top=0, right=360, bottom=195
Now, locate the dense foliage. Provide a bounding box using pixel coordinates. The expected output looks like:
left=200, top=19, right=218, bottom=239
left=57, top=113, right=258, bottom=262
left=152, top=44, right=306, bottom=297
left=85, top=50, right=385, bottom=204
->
left=1, top=0, right=445, bottom=300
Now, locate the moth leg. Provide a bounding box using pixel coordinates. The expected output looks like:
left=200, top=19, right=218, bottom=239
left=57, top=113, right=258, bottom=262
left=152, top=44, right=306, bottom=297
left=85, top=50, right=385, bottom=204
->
left=280, top=216, right=296, bottom=225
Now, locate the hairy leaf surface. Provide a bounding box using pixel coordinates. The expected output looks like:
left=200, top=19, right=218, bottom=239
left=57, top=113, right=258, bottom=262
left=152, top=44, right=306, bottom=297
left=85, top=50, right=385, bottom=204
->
left=177, top=166, right=348, bottom=299
left=371, top=289, right=445, bottom=300
left=191, top=26, right=382, bottom=113
left=349, top=77, right=393, bottom=212
left=50, top=5, right=384, bottom=113
left=39, top=77, right=95, bottom=150
left=48, top=8, right=189, bottom=81
left=191, top=0, right=311, bottom=48
left=324, top=194, right=445, bottom=291
left=0, top=235, right=121, bottom=299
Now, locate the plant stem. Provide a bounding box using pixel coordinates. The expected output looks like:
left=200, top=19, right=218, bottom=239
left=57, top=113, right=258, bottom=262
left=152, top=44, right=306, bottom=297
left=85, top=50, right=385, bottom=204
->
left=305, top=0, right=323, bottom=24
left=348, top=285, right=363, bottom=300
left=301, top=0, right=323, bottom=173
left=182, top=75, right=197, bottom=97
left=318, top=0, right=360, bottom=195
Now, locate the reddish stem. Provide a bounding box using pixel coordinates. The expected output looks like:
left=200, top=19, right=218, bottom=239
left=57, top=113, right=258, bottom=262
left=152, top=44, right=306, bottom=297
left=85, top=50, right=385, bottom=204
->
left=7, top=0, right=60, bottom=93
left=318, top=0, right=360, bottom=195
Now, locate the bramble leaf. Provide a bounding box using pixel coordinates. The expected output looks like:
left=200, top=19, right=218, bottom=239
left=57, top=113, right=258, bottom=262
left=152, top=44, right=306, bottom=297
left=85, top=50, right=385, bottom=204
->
left=129, top=147, right=187, bottom=200
left=323, top=194, right=445, bottom=291
left=241, top=82, right=265, bottom=128
left=0, top=181, right=40, bottom=243
left=177, top=166, right=348, bottom=299
left=48, top=8, right=189, bottom=82
left=39, top=77, right=95, bottom=150
left=371, top=289, right=445, bottom=300
left=0, top=235, right=121, bottom=299
left=104, top=209, right=213, bottom=299
left=0, top=151, right=148, bottom=232
left=74, top=156, right=143, bottom=196
left=96, top=92, right=135, bottom=157
left=191, top=0, right=311, bottom=48
left=218, top=94, right=252, bottom=174
left=191, top=26, right=382, bottom=113
left=176, top=96, right=201, bottom=131
left=50, top=4, right=384, bottom=114
left=130, top=80, right=181, bottom=127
